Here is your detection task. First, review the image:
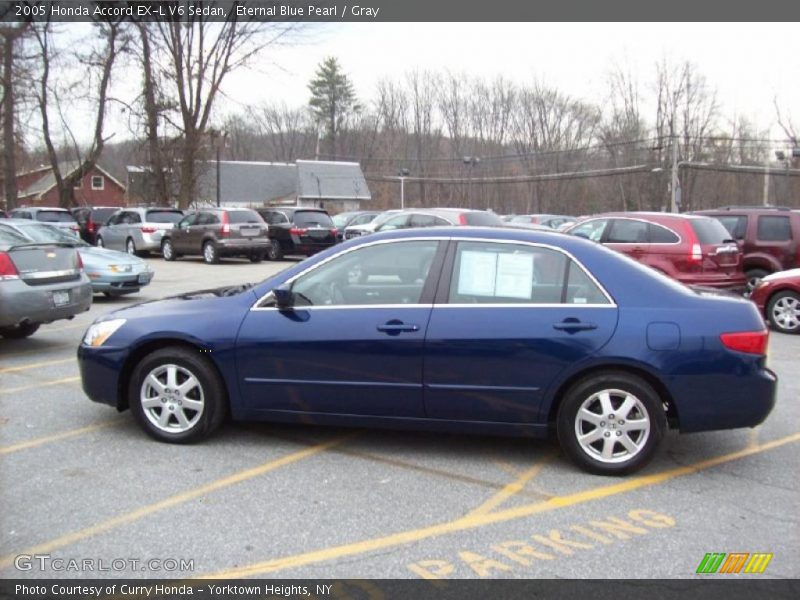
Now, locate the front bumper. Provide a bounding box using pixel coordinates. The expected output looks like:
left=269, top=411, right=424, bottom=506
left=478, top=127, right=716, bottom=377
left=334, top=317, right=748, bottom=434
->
left=88, top=269, right=154, bottom=295
left=78, top=344, right=128, bottom=408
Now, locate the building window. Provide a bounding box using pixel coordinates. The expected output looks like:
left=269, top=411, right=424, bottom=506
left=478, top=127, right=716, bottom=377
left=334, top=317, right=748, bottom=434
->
left=91, top=176, right=104, bottom=190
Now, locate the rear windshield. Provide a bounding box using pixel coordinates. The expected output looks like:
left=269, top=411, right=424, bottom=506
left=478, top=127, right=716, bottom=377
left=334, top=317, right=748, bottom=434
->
left=227, top=210, right=264, bottom=224
left=36, top=210, right=76, bottom=223
left=294, top=211, right=334, bottom=227
left=145, top=210, right=183, bottom=223
left=463, top=211, right=503, bottom=226
left=18, top=224, right=84, bottom=245
left=0, top=228, right=29, bottom=246
left=91, top=208, right=118, bottom=223
left=690, top=218, right=733, bottom=244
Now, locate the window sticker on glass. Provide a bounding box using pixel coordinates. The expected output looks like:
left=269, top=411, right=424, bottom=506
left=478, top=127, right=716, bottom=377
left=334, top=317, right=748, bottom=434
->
left=458, top=250, right=498, bottom=296
left=495, top=253, right=534, bottom=299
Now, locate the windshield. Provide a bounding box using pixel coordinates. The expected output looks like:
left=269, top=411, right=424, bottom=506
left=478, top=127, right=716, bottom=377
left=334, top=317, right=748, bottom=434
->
left=463, top=211, right=504, bottom=226
left=294, top=211, right=334, bottom=227
left=17, top=223, right=88, bottom=246
left=36, top=210, right=76, bottom=223
left=0, top=228, right=31, bottom=246
left=366, top=211, right=401, bottom=228
left=332, top=212, right=355, bottom=227
left=145, top=210, right=184, bottom=223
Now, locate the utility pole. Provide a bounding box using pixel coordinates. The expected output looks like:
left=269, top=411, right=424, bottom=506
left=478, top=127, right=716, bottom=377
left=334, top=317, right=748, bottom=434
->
left=670, top=136, right=680, bottom=213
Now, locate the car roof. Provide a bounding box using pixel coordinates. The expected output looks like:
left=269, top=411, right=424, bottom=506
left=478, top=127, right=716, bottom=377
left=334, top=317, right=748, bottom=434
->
left=586, top=211, right=712, bottom=221
left=12, top=206, right=71, bottom=212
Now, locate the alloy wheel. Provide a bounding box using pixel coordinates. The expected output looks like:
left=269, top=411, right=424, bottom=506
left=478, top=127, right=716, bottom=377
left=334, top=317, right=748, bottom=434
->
left=139, top=364, right=205, bottom=434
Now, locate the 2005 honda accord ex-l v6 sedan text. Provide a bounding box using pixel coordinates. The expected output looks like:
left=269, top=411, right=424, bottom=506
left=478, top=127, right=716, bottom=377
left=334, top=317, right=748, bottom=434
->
left=77, top=227, right=777, bottom=475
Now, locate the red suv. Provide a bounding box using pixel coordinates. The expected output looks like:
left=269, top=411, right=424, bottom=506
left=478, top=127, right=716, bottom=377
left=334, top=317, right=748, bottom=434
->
left=566, top=212, right=745, bottom=291
left=692, top=206, right=800, bottom=292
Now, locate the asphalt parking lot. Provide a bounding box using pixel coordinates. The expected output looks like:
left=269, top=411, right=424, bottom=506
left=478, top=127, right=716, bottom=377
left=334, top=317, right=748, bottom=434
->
left=1, top=255, right=798, bottom=580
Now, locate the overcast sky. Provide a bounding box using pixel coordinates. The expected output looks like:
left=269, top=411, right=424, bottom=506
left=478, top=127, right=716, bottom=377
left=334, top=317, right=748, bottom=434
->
left=218, top=22, right=798, bottom=141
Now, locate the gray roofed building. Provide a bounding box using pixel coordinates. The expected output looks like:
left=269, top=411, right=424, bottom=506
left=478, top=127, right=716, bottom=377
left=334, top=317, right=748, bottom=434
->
left=127, top=160, right=371, bottom=213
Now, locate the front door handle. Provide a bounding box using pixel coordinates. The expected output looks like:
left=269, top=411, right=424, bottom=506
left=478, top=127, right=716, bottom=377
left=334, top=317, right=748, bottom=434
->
left=553, top=318, right=598, bottom=333
left=377, top=319, right=420, bottom=335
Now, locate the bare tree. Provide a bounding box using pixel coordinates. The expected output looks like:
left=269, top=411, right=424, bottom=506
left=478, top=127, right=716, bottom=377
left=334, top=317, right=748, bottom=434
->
left=0, top=23, right=30, bottom=210
left=32, top=20, right=128, bottom=208
left=148, top=14, right=299, bottom=208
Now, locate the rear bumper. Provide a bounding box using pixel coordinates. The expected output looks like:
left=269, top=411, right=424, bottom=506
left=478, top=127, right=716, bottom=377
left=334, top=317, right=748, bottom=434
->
left=217, top=238, right=270, bottom=255
left=0, top=277, right=92, bottom=327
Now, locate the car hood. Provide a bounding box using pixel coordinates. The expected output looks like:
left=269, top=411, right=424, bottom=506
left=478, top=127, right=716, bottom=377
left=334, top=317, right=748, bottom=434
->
left=106, top=284, right=258, bottom=321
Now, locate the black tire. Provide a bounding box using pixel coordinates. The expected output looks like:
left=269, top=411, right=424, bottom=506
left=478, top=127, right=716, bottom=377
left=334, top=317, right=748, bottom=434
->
left=95, top=236, right=105, bottom=248
left=766, top=290, right=800, bottom=334
left=161, top=238, right=178, bottom=261
left=202, top=241, right=219, bottom=264
left=557, top=371, right=665, bottom=476
left=249, top=252, right=264, bottom=263
left=0, top=322, right=41, bottom=339
left=126, top=238, right=138, bottom=256
left=746, top=268, right=770, bottom=295
left=266, top=239, right=283, bottom=261
left=128, top=347, right=227, bottom=443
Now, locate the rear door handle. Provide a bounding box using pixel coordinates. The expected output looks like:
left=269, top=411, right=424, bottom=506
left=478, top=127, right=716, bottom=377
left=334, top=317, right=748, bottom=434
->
left=377, top=320, right=420, bottom=334
left=553, top=319, right=598, bottom=333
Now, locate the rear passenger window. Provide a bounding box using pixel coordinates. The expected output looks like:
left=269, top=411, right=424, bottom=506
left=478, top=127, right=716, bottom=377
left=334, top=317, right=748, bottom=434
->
left=757, top=216, right=792, bottom=242
left=448, top=242, right=610, bottom=305
left=607, top=219, right=649, bottom=243
left=649, top=224, right=680, bottom=243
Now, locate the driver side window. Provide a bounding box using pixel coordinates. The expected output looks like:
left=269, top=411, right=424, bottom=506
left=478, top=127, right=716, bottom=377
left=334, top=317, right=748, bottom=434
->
left=290, top=240, right=440, bottom=307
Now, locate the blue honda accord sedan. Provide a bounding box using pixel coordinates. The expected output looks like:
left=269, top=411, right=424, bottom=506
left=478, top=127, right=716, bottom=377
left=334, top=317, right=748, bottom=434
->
left=78, top=227, right=776, bottom=475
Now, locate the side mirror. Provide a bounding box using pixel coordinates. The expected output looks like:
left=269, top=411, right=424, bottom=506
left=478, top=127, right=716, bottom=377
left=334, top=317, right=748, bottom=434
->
left=273, top=284, right=294, bottom=310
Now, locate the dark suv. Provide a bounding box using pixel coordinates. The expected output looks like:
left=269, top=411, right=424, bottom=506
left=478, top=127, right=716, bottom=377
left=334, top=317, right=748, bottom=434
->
left=566, top=212, right=746, bottom=291
left=161, top=208, right=269, bottom=264
left=256, top=207, right=337, bottom=260
left=693, top=206, right=800, bottom=291
left=71, top=206, right=119, bottom=245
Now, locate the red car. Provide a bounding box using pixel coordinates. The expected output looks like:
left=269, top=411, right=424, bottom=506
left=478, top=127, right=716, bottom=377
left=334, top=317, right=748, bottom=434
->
left=750, top=268, right=800, bottom=334
left=566, top=212, right=746, bottom=291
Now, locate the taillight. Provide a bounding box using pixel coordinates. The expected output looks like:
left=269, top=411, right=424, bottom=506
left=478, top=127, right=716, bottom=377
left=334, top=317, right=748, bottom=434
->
left=720, top=330, right=769, bottom=355
left=689, top=243, right=702, bottom=264
left=140, top=226, right=157, bottom=234
left=0, top=251, right=20, bottom=280
left=221, top=212, right=230, bottom=236
left=331, top=228, right=338, bottom=236
left=290, top=227, right=307, bottom=236
left=458, top=214, right=468, bottom=225
left=87, top=220, right=95, bottom=232
left=76, top=253, right=84, bottom=270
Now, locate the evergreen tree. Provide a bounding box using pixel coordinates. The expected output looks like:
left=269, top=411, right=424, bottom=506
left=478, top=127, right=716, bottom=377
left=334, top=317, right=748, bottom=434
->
left=308, top=57, right=359, bottom=159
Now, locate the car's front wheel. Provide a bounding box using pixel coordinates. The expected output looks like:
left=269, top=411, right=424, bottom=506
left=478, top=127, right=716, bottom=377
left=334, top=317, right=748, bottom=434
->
left=129, top=347, right=227, bottom=443
left=557, top=372, right=665, bottom=475
left=126, top=238, right=137, bottom=256
left=767, top=290, right=800, bottom=334
left=0, top=322, right=41, bottom=339
left=746, top=268, right=770, bottom=295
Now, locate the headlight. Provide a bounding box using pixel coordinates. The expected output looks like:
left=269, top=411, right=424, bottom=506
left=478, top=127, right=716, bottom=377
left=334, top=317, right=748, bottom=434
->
left=82, top=318, right=126, bottom=347
left=109, top=264, right=133, bottom=273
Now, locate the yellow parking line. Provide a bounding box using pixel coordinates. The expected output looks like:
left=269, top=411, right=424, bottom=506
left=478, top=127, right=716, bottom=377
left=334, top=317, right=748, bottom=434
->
left=0, top=357, right=74, bottom=374
left=0, top=421, right=121, bottom=455
left=199, top=431, right=800, bottom=579
left=0, top=376, right=80, bottom=395
left=467, top=452, right=557, bottom=517
left=0, top=432, right=358, bottom=570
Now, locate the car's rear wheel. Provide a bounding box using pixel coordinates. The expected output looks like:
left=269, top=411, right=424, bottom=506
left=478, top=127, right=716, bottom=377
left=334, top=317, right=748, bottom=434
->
left=746, top=268, right=770, bottom=295
left=766, top=290, right=800, bottom=334
left=126, top=238, right=137, bottom=256
left=0, top=322, right=41, bottom=339
left=129, top=347, right=227, bottom=443
left=267, top=239, right=283, bottom=261
left=557, top=372, right=665, bottom=475
left=161, top=239, right=177, bottom=261
left=203, top=241, right=219, bottom=264
left=95, top=236, right=104, bottom=248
